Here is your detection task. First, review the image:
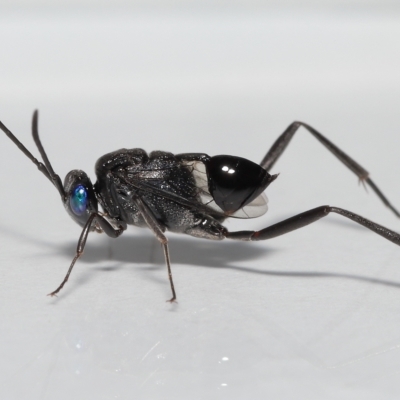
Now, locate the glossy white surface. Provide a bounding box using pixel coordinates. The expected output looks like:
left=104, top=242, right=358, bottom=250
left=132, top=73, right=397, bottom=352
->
left=1, top=5, right=400, bottom=399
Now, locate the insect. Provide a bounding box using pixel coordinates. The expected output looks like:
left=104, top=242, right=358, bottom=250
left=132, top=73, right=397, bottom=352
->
left=1, top=111, right=400, bottom=302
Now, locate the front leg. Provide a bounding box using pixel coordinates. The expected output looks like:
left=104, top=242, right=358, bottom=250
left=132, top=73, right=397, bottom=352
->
left=48, top=213, right=125, bottom=296
left=260, top=122, right=400, bottom=218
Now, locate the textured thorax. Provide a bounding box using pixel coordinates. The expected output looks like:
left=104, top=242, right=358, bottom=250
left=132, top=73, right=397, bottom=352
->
left=94, top=148, right=206, bottom=232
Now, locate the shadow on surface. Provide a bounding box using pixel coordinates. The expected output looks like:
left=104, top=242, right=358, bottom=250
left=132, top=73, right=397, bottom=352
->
left=1, top=221, right=400, bottom=292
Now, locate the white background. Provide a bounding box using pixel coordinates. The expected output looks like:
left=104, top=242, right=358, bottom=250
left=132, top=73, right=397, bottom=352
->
left=0, top=2, right=400, bottom=399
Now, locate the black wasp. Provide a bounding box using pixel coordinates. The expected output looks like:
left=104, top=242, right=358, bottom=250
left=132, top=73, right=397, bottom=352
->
left=1, top=111, right=400, bottom=302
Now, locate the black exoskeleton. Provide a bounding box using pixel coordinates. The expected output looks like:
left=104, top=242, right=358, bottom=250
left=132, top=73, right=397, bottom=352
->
left=1, top=112, right=399, bottom=302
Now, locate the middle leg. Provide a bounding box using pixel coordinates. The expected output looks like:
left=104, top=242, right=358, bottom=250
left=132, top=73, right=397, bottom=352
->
left=133, top=194, right=177, bottom=302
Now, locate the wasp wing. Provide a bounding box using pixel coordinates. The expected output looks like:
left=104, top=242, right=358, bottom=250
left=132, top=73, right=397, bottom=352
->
left=114, top=159, right=268, bottom=220
left=113, top=165, right=225, bottom=219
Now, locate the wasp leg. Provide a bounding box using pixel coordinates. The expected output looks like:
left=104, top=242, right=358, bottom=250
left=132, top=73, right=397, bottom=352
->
left=48, top=213, right=125, bottom=296
left=260, top=122, right=400, bottom=218
left=133, top=194, right=177, bottom=303
left=225, top=205, right=400, bottom=246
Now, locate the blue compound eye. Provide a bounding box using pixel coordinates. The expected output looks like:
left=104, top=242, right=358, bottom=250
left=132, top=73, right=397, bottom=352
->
left=70, top=185, right=88, bottom=216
